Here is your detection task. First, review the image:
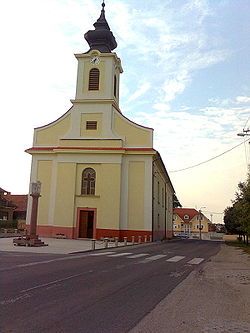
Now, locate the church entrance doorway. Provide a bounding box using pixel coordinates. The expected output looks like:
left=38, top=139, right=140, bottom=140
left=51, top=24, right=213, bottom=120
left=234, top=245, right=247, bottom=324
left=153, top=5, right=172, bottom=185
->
left=78, top=210, right=95, bottom=238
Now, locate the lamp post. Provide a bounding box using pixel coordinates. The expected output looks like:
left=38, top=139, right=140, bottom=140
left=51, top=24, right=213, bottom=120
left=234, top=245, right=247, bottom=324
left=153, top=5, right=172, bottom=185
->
left=199, top=207, right=206, bottom=240
left=29, top=181, right=41, bottom=239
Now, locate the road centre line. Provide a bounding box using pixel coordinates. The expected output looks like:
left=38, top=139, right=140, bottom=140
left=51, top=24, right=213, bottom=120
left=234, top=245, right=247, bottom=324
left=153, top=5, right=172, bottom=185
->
left=17, top=255, right=88, bottom=267
left=21, top=271, right=93, bottom=293
left=166, top=256, right=185, bottom=262
left=0, top=254, right=89, bottom=272
left=187, top=258, right=204, bottom=265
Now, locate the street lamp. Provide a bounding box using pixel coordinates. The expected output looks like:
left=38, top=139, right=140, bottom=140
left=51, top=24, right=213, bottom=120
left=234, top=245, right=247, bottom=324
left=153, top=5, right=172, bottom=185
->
left=199, top=207, right=206, bottom=240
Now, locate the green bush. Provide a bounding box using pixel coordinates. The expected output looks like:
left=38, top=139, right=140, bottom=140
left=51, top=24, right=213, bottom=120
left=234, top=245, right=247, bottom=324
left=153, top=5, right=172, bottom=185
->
left=0, top=220, right=18, bottom=229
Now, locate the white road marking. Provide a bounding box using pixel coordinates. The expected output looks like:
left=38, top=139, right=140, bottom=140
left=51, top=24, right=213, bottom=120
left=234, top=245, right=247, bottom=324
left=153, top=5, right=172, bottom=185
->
left=20, top=271, right=92, bottom=293
left=187, top=257, right=204, bottom=265
left=143, top=254, right=167, bottom=262
left=108, top=253, right=132, bottom=257
left=126, top=253, right=149, bottom=259
left=166, top=256, right=185, bottom=262
left=15, top=255, right=88, bottom=268
left=90, top=251, right=116, bottom=256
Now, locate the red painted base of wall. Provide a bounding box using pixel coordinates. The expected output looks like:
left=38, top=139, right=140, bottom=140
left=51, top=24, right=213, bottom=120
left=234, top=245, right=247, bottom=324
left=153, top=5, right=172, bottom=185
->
left=26, top=225, right=154, bottom=241
left=26, top=225, right=75, bottom=239
left=96, top=229, right=152, bottom=242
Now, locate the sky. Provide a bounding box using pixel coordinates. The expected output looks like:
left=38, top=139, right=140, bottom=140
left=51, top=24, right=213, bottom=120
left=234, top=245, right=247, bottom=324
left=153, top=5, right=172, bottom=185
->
left=0, top=0, right=249, bottom=223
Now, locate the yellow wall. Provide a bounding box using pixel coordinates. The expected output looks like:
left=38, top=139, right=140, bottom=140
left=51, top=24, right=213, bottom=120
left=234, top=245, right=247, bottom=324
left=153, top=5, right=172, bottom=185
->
left=53, top=163, right=76, bottom=227
left=99, top=164, right=121, bottom=229
left=35, top=114, right=71, bottom=146
left=152, top=162, right=167, bottom=239
left=128, top=161, right=145, bottom=230
left=114, top=113, right=152, bottom=147
left=59, top=139, right=122, bottom=148
left=75, top=163, right=121, bottom=230
left=37, top=160, right=52, bottom=225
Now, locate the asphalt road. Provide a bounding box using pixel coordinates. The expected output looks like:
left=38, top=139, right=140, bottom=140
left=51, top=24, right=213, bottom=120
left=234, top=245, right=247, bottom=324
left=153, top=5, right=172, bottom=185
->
left=0, top=240, right=221, bottom=333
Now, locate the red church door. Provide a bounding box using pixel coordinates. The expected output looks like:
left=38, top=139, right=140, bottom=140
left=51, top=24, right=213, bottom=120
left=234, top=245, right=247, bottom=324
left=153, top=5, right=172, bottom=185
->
left=79, top=210, right=94, bottom=238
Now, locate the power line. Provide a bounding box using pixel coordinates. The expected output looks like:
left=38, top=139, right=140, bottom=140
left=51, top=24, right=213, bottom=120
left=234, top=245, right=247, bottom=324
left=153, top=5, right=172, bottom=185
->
left=169, top=138, right=249, bottom=173
left=243, top=116, right=250, bottom=130
left=203, top=211, right=223, bottom=215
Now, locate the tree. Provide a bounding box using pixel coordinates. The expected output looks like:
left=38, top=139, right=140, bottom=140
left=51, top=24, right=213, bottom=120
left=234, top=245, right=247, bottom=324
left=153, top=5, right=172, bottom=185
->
left=224, top=171, right=250, bottom=245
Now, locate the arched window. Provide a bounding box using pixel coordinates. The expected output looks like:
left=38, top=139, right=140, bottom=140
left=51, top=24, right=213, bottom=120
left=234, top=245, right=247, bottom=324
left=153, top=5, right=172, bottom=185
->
left=81, top=168, right=96, bottom=195
left=88, top=68, right=100, bottom=90
left=114, top=75, right=117, bottom=97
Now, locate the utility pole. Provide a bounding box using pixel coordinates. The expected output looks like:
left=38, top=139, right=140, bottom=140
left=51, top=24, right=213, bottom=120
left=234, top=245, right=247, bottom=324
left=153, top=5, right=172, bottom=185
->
left=237, top=128, right=250, bottom=138
left=199, top=207, right=206, bottom=240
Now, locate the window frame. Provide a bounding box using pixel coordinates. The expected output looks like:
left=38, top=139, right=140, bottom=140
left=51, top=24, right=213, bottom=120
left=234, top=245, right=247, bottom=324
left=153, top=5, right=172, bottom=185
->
left=88, top=68, right=100, bottom=91
left=81, top=168, right=96, bottom=195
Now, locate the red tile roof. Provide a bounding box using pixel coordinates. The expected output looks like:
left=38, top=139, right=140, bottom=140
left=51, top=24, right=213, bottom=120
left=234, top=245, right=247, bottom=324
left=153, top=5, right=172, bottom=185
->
left=174, top=208, right=199, bottom=221
left=5, top=195, right=28, bottom=212
left=0, top=187, right=10, bottom=195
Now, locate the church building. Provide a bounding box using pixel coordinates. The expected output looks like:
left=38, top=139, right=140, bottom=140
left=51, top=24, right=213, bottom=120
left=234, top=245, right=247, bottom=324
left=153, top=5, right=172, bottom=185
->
left=26, top=2, right=175, bottom=241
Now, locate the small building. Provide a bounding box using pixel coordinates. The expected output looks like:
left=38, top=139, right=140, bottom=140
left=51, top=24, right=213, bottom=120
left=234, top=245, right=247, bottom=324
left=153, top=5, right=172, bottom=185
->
left=173, top=208, right=210, bottom=237
left=25, top=3, right=175, bottom=241
left=0, top=188, right=27, bottom=229
left=0, top=187, right=15, bottom=221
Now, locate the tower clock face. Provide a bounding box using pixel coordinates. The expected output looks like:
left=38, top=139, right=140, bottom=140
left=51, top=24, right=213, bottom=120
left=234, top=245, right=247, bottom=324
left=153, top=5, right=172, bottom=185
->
left=90, top=56, right=100, bottom=65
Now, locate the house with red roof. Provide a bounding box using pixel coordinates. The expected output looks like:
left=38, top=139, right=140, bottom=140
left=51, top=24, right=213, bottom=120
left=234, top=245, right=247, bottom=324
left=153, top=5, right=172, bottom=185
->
left=173, top=208, right=210, bottom=238
left=0, top=188, right=27, bottom=229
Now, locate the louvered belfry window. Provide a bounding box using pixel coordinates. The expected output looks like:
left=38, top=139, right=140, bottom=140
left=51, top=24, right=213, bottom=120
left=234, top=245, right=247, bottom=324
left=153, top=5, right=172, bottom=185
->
left=81, top=168, right=96, bottom=195
left=88, top=68, right=100, bottom=90
left=86, top=121, right=97, bottom=130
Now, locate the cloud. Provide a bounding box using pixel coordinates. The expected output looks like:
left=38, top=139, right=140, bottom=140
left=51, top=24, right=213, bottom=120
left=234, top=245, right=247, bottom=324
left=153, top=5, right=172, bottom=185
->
left=128, top=82, right=151, bottom=102
left=236, top=96, right=250, bottom=104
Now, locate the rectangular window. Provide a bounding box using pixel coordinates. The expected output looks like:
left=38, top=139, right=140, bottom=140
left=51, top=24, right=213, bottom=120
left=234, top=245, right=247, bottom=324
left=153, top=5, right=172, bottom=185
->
left=86, top=121, right=97, bottom=130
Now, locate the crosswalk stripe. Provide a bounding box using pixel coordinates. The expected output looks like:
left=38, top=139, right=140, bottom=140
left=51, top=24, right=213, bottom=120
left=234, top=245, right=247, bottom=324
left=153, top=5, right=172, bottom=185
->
left=108, top=253, right=133, bottom=257
left=90, top=251, right=115, bottom=256
left=166, top=256, right=185, bottom=262
left=187, top=258, right=204, bottom=265
left=126, top=254, right=149, bottom=259
left=143, top=254, right=167, bottom=261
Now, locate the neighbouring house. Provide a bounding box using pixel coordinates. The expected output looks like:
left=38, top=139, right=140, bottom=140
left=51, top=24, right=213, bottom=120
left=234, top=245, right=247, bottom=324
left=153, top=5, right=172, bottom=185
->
left=0, top=187, right=15, bottom=221
left=0, top=187, right=28, bottom=229
left=173, top=208, right=210, bottom=237
left=25, top=3, right=175, bottom=241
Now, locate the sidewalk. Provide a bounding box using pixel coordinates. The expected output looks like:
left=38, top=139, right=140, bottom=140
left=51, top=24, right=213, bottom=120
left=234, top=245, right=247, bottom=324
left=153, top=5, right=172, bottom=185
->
left=0, top=237, right=130, bottom=254
left=130, top=244, right=250, bottom=333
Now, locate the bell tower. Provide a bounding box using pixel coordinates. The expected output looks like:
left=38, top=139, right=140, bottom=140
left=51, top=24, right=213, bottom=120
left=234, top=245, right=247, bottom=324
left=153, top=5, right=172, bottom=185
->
left=73, top=1, right=123, bottom=109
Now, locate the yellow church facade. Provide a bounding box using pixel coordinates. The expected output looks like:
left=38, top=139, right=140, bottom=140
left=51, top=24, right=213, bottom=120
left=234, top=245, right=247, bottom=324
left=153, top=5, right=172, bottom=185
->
left=26, top=3, right=175, bottom=241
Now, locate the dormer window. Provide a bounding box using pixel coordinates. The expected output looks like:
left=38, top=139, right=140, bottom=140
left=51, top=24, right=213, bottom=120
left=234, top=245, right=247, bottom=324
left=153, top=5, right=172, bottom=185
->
left=88, top=68, right=100, bottom=90
left=184, top=215, right=189, bottom=219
